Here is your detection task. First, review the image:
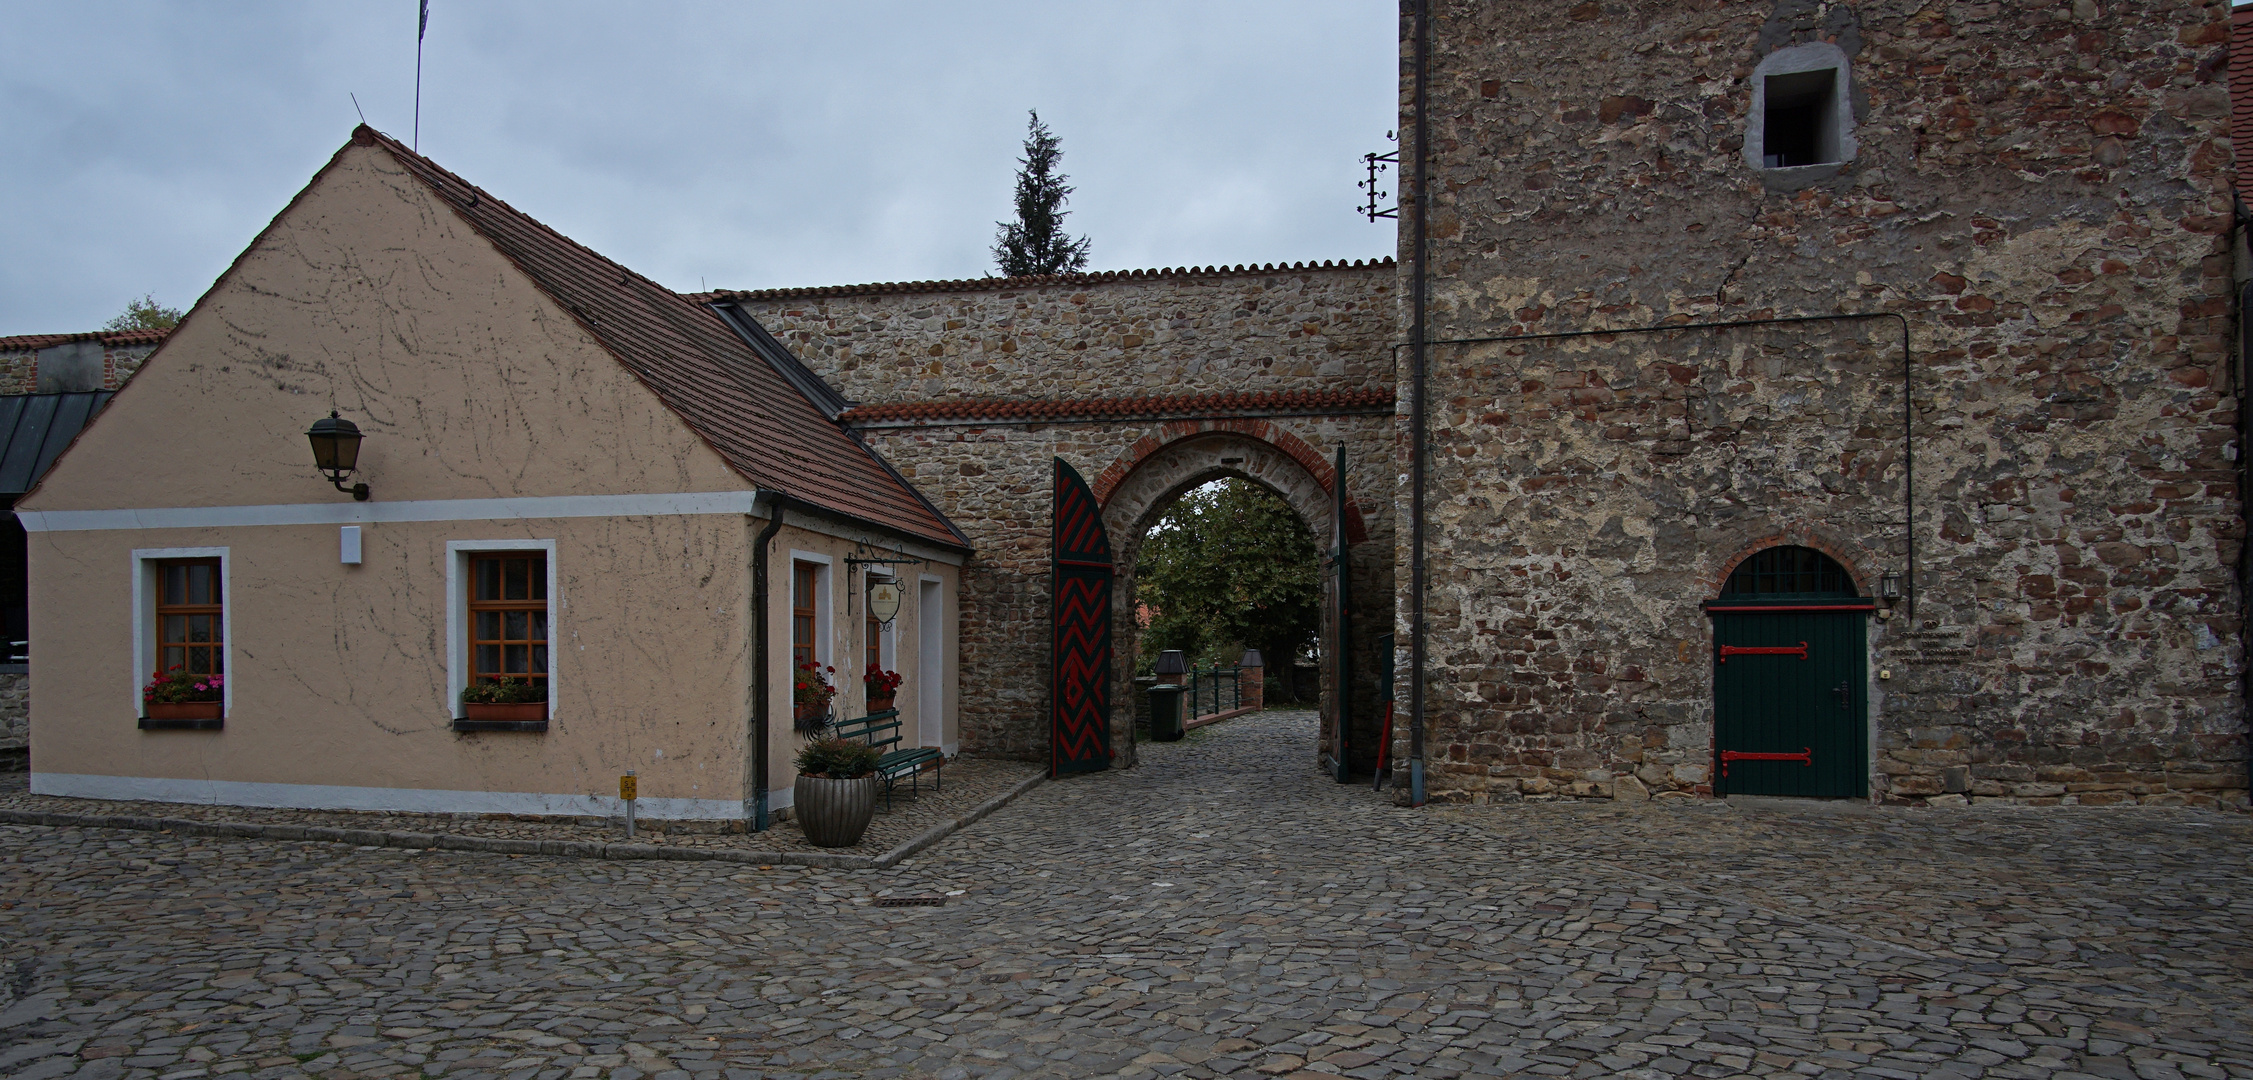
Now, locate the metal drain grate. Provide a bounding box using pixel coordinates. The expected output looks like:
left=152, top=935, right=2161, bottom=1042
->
left=874, top=896, right=948, bottom=908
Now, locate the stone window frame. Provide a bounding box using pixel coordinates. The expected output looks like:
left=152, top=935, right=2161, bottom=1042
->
left=1743, top=42, right=1858, bottom=189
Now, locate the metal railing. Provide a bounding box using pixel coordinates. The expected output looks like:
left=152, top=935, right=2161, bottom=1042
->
left=1183, top=666, right=1242, bottom=720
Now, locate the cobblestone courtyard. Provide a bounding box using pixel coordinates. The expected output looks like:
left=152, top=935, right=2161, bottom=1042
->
left=1, top=710, right=2248, bottom=1080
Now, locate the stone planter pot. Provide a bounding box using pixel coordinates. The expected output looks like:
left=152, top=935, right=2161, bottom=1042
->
left=145, top=701, right=222, bottom=721
left=464, top=702, right=546, bottom=722
left=794, top=774, right=877, bottom=847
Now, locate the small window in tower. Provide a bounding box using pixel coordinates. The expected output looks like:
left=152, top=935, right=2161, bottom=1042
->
left=1762, top=68, right=1838, bottom=168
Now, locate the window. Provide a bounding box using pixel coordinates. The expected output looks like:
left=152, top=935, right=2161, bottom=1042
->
left=0, top=496, right=24, bottom=669
left=468, top=552, right=548, bottom=695
left=445, top=540, right=556, bottom=723
left=1744, top=42, right=1855, bottom=178
left=793, top=562, right=819, bottom=669
left=1762, top=69, right=1837, bottom=168
left=155, top=558, right=224, bottom=678
left=1721, top=546, right=1856, bottom=599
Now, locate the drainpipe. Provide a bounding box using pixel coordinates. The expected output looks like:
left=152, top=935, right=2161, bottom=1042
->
left=1407, top=0, right=1431, bottom=807
left=750, top=492, right=788, bottom=832
left=2241, top=274, right=2251, bottom=798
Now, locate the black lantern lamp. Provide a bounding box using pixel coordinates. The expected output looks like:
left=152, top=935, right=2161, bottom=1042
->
left=1154, top=649, right=1188, bottom=686
left=1879, top=569, right=1903, bottom=603
left=866, top=571, right=902, bottom=627
left=306, top=410, right=370, bottom=501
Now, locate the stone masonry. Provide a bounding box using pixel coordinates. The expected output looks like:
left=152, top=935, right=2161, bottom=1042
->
left=0, top=330, right=165, bottom=394
left=726, top=263, right=1402, bottom=766
left=1398, top=0, right=2247, bottom=806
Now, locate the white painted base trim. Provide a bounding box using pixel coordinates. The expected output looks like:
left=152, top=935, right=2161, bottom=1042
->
left=30, top=772, right=743, bottom=821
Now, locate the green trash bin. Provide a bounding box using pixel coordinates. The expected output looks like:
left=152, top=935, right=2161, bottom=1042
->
left=1147, top=683, right=1185, bottom=742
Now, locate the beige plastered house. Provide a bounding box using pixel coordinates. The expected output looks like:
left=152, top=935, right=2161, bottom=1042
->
left=16, top=126, right=969, bottom=825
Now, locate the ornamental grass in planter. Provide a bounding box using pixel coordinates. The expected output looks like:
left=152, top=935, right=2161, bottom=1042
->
left=793, top=737, right=881, bottom=847
left=143, top=668, right=223, bottom=720
left=462, top=677, right=546, bottom=721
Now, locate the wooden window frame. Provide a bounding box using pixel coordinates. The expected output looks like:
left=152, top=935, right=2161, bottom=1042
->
left=467, top=551, right=550, bottom=700
left=793, top=562, right=819, bottom=671
left=154, top=557, right=225, bottom=680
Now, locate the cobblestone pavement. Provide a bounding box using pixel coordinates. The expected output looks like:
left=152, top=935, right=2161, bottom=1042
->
left=1, top=709, right=2247, bottom=1080
left=0, top=758, right=1042, bottom=856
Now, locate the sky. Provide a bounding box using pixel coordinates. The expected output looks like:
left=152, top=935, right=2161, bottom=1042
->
left=1, top=2, right=1400, bottom=337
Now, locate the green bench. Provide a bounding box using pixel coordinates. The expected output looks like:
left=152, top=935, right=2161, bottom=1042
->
left=831, top=708, right=943, bottom=810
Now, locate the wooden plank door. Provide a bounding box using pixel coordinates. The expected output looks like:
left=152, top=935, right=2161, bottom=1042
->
left=1050, top=458, right=1114, bottom=775
left=1712, top=608, right=1867, bottom=797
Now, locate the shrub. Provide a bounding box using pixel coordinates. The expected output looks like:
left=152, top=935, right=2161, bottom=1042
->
left=795, top=738, right=879, bottom=780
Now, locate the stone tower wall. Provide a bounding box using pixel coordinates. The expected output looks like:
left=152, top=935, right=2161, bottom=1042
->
left=1399, top=0, right=2245, bottom=806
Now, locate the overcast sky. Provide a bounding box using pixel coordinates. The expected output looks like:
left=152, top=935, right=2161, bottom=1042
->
left=1, top=2, right=1399, bottom=337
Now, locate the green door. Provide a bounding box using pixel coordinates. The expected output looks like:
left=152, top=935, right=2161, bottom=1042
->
left=1709, top=547, right=1869, bottom=798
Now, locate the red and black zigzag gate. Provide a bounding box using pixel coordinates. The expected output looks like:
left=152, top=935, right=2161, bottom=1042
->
left=1050, top=458, right=1114, bottom=775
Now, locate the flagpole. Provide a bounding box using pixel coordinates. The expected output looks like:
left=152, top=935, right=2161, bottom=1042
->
left=414, top=0, right=428, bottom=151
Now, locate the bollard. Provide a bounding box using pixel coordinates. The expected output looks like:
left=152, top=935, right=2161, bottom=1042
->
left=621, top=771, right=637, bottom=838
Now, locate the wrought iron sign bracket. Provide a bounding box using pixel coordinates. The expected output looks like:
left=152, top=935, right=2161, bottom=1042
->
left=1359, top=133, right=1400, bottom=221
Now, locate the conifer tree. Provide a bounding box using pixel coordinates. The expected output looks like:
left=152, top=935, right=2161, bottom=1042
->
left=993, top=111, right=1092, bottom=278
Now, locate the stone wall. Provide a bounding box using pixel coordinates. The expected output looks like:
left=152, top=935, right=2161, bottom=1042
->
left=0, top=673, right=25, bottom=770
left=1398, top=0, right=2246, bottom=806
left=733, top=264, right=1400, bottom=765
left=0, top=336, right=162, bottom=392
left=729, top=262, right=1394, bottom=404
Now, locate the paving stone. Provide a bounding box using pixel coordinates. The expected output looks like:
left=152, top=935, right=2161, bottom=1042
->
left=0, top=711, right=2247, bottom=1079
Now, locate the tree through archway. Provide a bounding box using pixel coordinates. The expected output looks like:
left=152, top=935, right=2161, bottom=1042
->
left=1136, top=477, right=1323, bottom=702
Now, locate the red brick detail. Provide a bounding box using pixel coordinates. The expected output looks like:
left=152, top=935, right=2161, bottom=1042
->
left=1089, top=419, right=1370, bottom=546
left=1700, top=526, right=1885, bottom=600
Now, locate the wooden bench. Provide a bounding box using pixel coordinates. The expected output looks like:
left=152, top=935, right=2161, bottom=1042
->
left=831, top=708, right=943, bottom=810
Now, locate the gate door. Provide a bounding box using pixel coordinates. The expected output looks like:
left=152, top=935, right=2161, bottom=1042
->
left=1708, top=546, right=1869, bottom=798
left=1049, top=458, right=1114, bottom=775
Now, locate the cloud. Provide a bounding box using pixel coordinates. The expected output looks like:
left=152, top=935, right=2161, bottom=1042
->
left=0, top=1, right=1396, bottom=334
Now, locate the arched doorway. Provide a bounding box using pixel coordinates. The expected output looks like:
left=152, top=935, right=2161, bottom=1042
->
left=1098, top=430, right=1357, bottom=772
left=1707, top=546, right=1872, bottom=798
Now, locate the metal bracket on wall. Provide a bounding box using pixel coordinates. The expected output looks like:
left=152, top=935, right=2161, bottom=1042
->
left=1359, top=135, right=1400, bottom=221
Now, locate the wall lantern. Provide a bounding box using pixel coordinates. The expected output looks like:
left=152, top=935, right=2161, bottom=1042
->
left=866, top=573, right=902, bottom=627
left=306, top=410, right=370, bottom=501
left=1879, top=569, right=1903, bottom=604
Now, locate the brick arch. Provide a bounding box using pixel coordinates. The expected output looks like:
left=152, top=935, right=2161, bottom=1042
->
left=1090, top=418, right=1369, bottom=545
left=1701, top=526, right=1886, bottom=600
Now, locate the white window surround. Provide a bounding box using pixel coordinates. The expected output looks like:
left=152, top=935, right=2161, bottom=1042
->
left=445, top=539, right=559, bottom=721
left=132, top=547, right=231, bottom=717
left=790, top=550, right=834, bottom=673
left=1743, top=42, right=1857, bottom=175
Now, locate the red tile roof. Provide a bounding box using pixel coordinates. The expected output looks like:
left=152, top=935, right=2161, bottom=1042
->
left=686, top=258, right=1395, bottom=303
left=842, top=389, right=1395, bottom=426
left=0, top=328, right=170, bottom=351
left=354, top=126, right=967, bottom=550
left=2235, top=7, right=2253, bottom=169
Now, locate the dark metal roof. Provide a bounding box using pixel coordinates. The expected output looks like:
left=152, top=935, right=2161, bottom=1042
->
left=0, top=391, right=113, bottom=495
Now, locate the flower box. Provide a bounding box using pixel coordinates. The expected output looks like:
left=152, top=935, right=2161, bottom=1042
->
left=145, top=701, right=222, bottom=721
left=866, top=693, right=896, bottom=713
left=464, top=702, right=547, bottom=722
